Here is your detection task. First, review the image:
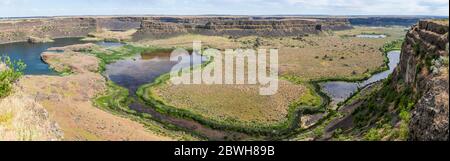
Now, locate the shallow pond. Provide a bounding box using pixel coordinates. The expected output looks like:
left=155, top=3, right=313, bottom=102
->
left=105, top=51, right=206, bottom=94
left=320, top=51, right=401, bottom=103
left=0, top=38, right=123, bottom=75
left=105, top=51, right=243, bottom=140
left=3, top=36, right=401, bottom=139
left=356, top=34, right=387, bottom=38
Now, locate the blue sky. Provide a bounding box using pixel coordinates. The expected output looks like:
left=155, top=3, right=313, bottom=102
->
left=0, top=0, right=448, bottom=17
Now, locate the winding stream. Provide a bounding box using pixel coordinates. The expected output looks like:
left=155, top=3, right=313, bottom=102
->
left=105, top=51, right=244, bottom=140
left=2, top=37, right=401, bottom=140
left=356, top=34, right=387, bottom=38
left=320, top=51, right=401, bottom=104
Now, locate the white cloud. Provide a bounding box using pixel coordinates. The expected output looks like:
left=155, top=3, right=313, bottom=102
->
left=284, top=0, right=448, bottom=15
left=0, top=0, right=448, bottom=17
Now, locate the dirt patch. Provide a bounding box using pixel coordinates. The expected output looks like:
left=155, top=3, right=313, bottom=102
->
left=82, top=29, right=137, bottom=42
left=47, top=43, right=100, bottom=52
left=41, top=52, right=100, bottom=74
left=16, top=73, right=172, bottom=140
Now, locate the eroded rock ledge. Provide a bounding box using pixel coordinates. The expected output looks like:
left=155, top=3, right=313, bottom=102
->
left=134, top=17, right=352, bottom=39
left=391, top=20, right=449, bottom=141
left=324, top=20, right=448, bottom=141
left=1, top=16, right=352, bottom=43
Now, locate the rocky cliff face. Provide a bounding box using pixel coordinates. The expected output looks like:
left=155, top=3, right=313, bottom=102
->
left=1, top=16, right=352, bottom=43
left=0, top=18, right=97, bottom=43
left=133, top=17, right=352, bottom=39
left=0, top=17, right=143, bottom=44
left=391, top=20, right=449, bottom=141
left=95, top=17, right=144, bottom=31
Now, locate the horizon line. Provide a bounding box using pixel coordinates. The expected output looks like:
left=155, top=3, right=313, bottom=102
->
left=1, top=14, right=448, bottom=19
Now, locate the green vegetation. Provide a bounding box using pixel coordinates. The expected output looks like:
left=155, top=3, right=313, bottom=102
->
left=94, top=78, right=200, bottom=141
left=297, top=85, right=322, bottom=107
left=135, top=38, right=402, bottom=138
left=58, top=66, right=74, bottom=76
left=91, top=45, right=201, bottom=140
left=136, top=71, right=331, bottom=138
left=360, top=32, right=386, bottom=36
left=281, top=75, right=329, bottom=113
left=0, top=56, right=26, bottom=98
left=94, top=81, right=134, bottom=113
left=364, top=124, right=388, bottom=141
left=89, top=45, right=175, bottom=72
left=331, top=39, right=404, bottom=108
left=138, top=74, right=303, bottom=137
left=351, top=75, right=417, bottom=141
left=94, top=27, right=406, bottom=140
left=382, top=39, right=404, bottom=52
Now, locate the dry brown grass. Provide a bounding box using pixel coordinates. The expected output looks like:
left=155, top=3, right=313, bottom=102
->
left=0, top=92, right=62, bottom=141
left=41, top=51, right=100, bottom=74
left=136, top=34, right=243, bottom=49
left=9, top=46, right=175, bottom=141
left=138, top=27, right=406, bottom=81
left=141, top=27, right=406, bottom=128
left=240, top=27, right=406, bottom=80
left=153, top=80, right=306, bottom=126
left=82, top=29, right=137, bottom=42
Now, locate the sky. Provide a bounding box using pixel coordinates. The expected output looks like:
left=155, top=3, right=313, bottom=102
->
left=0, top=0, right=448, bottom=17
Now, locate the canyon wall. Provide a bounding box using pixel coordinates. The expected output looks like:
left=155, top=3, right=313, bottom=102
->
left=391, top=20, right=449, bottom=140
left=0, top=17, right=143, bottom=44
left=95, top=17, right=144, bottom=31
left=0, top=18, right=97, bottom=43
left=133, top=17, right=352, bottom=39
left=1, top=16, right=352, bottom=43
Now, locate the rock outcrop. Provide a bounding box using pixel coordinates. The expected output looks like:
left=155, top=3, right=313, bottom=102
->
left=0, top=18, right=97, bottom=43
left=391, top=20, right=449, bottom=141
left=27, top=36, right=54, bottom=43
left=321, top=20, right=448, bottom=141
left=0, top=17, right=143, bottom=44
left=41, top=43, right=101, bottom=74
left=1, top=16, right=352, bottom=43
left=133, top=17, right=352, bottom=39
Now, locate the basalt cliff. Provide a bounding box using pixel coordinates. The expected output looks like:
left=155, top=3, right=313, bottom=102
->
left=133, top=17, right=351, bottom=39
left=393, top=20, right=449, bottom=141
left=325, top=20, right=448, bottom=141
left=0, top=17, right=145, bottom=43
left=0, top=16, right=352, bottom=43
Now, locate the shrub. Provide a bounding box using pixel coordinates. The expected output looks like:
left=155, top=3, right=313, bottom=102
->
left=364, top=128, right=382, bottom=141
left=0, top=56, right=26, bottom=98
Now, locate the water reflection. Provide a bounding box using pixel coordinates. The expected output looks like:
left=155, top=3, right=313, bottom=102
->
left=0, top=37, right=123, bottom=75
left=321, top=51, right=401, bottom=103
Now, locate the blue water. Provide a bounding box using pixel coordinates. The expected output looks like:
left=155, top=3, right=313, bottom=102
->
left=320, top=51, right=401, bottom=103
left=105, top=51, right=206, bottom=94
left=0, top=38, right=123, bottom=75
left=104, top=52, right=231, bottom=140
left=356, top=34, right=387, bottom=38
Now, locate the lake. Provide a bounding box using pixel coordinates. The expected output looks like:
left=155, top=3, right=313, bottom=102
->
left=0, top=37, right=123, bottom=75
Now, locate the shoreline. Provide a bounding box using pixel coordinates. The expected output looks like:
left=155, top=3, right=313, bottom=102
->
left=2, top=35, right=405, bottom=140
left=133, top=41, right=402, bottom=139
left=135, top=62, right=380, bottom=139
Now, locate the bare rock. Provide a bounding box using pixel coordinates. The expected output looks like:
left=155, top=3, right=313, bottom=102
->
left=27, top=36, right=54, bottom=43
